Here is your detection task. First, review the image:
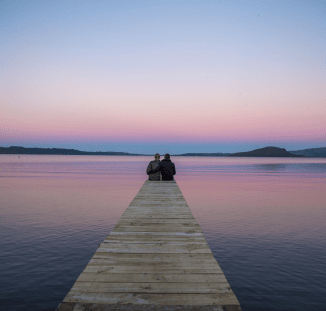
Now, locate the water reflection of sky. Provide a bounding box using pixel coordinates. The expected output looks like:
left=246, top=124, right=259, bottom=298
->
left=2, top=155, right=325, bottom=177
left=0, top=155, right=326, bottom=311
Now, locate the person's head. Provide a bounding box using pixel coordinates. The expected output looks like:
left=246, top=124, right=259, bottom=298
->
left=164, top=153, right=170, bottom=160
left=154, top=153, right=160, bottom=161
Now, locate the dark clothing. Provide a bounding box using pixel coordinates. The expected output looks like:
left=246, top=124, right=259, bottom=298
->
left=146, top=160, right=161, bottom=181
left=149, top=159, right=176, bottom=181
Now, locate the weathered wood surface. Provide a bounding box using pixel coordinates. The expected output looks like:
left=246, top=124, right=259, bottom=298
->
left=56, top=180, right=241, bottom=311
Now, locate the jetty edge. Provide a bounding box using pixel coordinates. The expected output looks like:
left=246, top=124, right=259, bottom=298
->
left=56, top=180, right=241, bottom=311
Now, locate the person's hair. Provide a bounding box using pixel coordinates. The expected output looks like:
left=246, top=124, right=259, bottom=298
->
left=154, top=153, right=160, bottom=159
left=164, top=153, right=170, bottom=159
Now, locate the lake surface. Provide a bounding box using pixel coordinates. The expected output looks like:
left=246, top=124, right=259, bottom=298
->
left=0, top=155, right=325, bottom=311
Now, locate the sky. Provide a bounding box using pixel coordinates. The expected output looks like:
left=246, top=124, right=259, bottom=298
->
left=1, top=0, right=325, bottom=154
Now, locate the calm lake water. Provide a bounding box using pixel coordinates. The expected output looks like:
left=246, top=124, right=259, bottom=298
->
left=0, top=155, right=325, bottom=311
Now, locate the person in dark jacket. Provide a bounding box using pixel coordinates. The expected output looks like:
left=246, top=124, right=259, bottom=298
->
left=146, top=153, right=161, bottom=181
left=149, top=153, right=176, bottom=181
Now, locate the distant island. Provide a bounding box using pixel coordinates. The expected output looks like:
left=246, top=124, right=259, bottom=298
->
left=0, top=146, right=142, bottom=156
left=176, top=146, right=326, bottom=157
left=228, top=146, right=304, bottom=157
left=1, top=145, right=326, bottom=157
left=289, top=147, right=326, bottom=158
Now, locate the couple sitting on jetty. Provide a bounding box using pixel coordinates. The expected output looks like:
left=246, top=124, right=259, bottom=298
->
left=146, top=153, right=176, bottom=181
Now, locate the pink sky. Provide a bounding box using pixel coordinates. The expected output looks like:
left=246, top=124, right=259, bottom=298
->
left=1, top=1, right=325, bottom=153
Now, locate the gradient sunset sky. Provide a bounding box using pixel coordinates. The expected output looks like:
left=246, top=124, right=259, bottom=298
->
left=1, top=1, right=325, bottom=154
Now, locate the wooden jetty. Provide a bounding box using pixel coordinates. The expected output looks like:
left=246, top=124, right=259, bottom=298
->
left=56, top=180, right=241, bottom=311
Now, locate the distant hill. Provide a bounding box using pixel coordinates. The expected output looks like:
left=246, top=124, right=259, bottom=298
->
left=289, top=147, right=326, bottom=158
left=175, top=152, right=230, bottom=157
left=0, top=146, right=140, bottom=156
left=228, top=146, right=304, bottom=157
left=2, top=145, right=325, bottom=157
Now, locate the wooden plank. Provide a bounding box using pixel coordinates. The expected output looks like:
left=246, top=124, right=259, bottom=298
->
left=121, top=211, right=191, bottom=214
left=88, top=258, right=219, bottom=267
left=76, top=272, right=227, bottom=283
left=56, top=180, right=241, bottom=310
left=57, top=302, right=242, bottom=311
left=124, top=207, right=191, bottom=211
left=99, top=241, right=208, bottom=248
left=104, top=233, right=205, bottom=239
left=91, top=253, right=218, bottom=261
left=111, top=226, right=202, bottom=233
left=113, top=224, right=200, bottom=228
left=110, top=231, right=204, bottom=237
left=102, top=239, right=207, bottom=244
left=127, top=205, right=190, bottom=207
left=110, top=229, right=202, bottom=234
left=116, top=219, right=199, bottom=224
left=63, top=292, right=240, bottom=305
left=119, top=214, right=195, bottom=219
left=83, top=266, right=220, bottom=274
left=129, top=201, right=189, bottom=205
left=96, top=245, right=211, bottom=254
left=135, top=193, right=184, bottom=196
left=124, top=207, right=191, bottom=210
left=120, top=214, right=195, bottom=219
left=104, top=234, right=206, bottom=240
left=71, top=281, right=232, bottom=293
left=87, top=259, right=220, bottom=269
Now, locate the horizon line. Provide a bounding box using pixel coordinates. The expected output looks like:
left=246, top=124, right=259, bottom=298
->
left=1, top=145, right=325, bottom=156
